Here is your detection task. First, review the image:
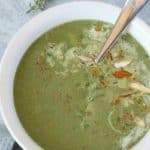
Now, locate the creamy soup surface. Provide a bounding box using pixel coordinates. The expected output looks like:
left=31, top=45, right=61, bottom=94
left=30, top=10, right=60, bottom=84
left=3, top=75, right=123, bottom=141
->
left=14, top=20, right=150, bottom=150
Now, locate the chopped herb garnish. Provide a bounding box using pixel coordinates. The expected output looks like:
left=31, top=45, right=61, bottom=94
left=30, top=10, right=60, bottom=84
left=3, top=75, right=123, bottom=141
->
left=145, top=54, right=149, bottom=58
left=83, top=123, right=90, bottom=129
left=47, top=53, right=52, bottom=57
left=85, top=82, right=90, bottom=87
left=75, top=111, right=85, bottom=119
left=27, top=0, right=47, bottom=13
left=87, top=97, right=94, bottom=103
left=99, top=75, right=105, bottom=81
left=113, top=81, right=118, bottom=84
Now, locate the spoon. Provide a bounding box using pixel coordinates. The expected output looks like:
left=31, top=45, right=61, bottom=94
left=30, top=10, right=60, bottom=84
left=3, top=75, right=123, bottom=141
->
left=94, top=0, right=149, bottom=63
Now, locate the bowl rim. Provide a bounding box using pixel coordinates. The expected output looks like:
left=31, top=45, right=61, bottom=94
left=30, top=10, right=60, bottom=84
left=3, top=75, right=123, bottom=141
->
left=0, top=1, right=150, bottom=150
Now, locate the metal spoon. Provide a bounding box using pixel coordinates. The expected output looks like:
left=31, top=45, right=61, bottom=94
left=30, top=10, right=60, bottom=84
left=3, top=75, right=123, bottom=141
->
left=95, top=0, right=149, bottom=63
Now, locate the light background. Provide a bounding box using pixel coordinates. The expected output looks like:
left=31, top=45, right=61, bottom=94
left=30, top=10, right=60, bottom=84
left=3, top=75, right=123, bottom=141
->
left=0, top=0, right=149, bottom=149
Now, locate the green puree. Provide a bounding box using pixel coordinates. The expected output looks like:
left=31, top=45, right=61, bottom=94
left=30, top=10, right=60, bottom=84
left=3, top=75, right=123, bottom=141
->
left=14, top=20, right=150, bottom=150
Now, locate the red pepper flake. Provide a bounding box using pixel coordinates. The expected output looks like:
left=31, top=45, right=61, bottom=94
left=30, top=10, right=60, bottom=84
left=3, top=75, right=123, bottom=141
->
left=120, top=93, right=132, bottom=98
left=36, top=55, right=47, bottom=72
left=112, top=93, right=132, bottom=105
left=100, top=81, right=108, bottom=88
left=65, top=94, right=72, bottom=113
left=53, top=91, right=62, bottom=104
left=48, top=43, right=54, bottom=48
left=66, top=94, right=72, bottom=101
left=35, top=89, right=42, bottom=96
left=108, top=52, right=113, bottom=60
left=113, top=70, right=132, bottom=78
left=86, top=110, right=93, bottom=116
left=113, top=98, right=121, bottom=105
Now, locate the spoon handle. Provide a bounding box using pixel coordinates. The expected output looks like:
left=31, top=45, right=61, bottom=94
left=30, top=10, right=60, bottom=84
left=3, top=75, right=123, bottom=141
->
left=95, top=0, right=149, bottom=63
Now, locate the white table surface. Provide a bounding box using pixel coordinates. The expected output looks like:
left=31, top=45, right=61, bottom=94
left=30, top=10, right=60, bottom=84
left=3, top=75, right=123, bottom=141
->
left=0, top=0, right=149, bottom=149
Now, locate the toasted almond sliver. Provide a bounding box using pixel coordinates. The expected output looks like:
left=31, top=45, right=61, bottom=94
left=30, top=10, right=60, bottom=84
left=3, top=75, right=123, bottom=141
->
left=134, top=116, right=145, bottom=128
left=114, top=60, right=132, bottom=68
left=129, top=82, right=150, bottom=94
left=78, top=55, right=93, bottom=63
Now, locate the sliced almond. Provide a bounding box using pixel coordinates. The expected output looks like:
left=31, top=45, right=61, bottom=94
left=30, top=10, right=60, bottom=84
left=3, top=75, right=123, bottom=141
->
left=114, top=60, right=132, bottom=68
left=78, top=55, right=93, bottom=64
left=129, top=82, right=150, bottom=94
left=134, top=116, right=145, bottom=128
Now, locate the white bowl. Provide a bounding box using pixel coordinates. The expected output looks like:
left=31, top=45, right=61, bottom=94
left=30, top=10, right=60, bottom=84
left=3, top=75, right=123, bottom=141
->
left=0, top=1, right=150, bottom=150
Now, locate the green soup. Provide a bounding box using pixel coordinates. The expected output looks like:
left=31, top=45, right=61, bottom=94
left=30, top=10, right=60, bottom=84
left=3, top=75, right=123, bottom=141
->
left=14, top=20, right=150, bottom=150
